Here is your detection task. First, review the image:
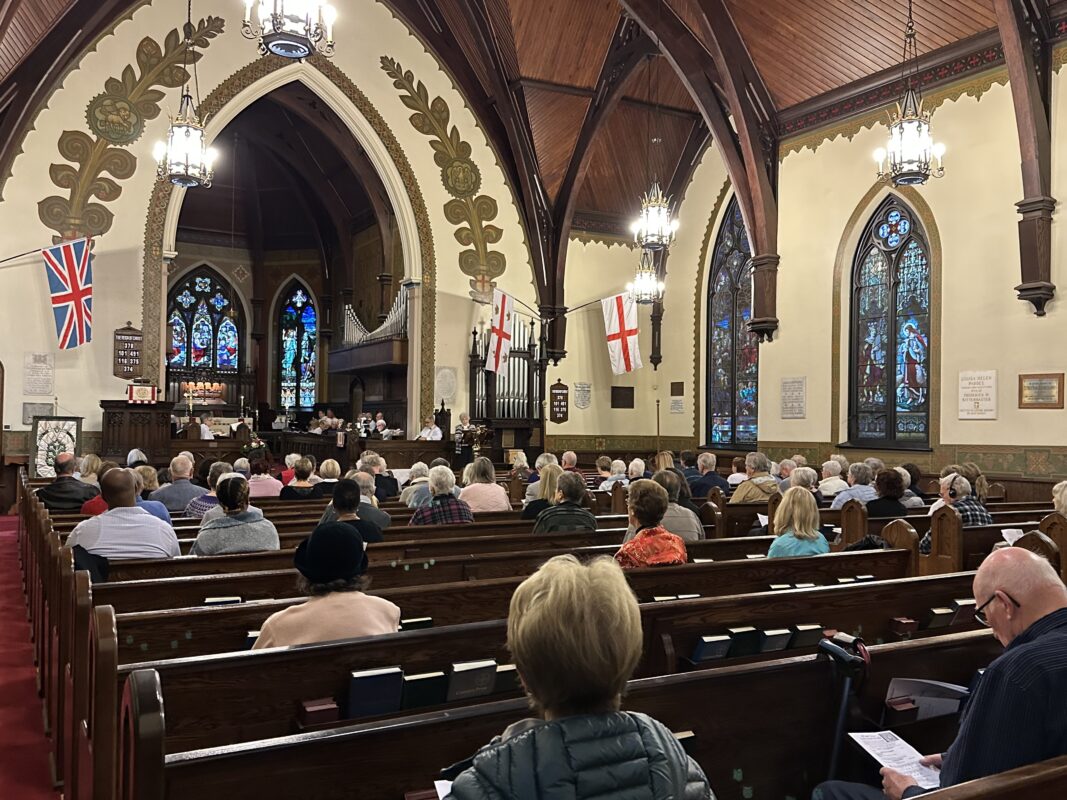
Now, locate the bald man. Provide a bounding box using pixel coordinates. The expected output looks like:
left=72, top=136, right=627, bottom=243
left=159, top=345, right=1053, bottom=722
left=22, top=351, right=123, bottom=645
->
left=149, top=454, right=204, bottom=512
left=36, top=452, right=99, bottom=511
left=67, top=468, right=179, bottom=560
left=814, top=547, right=1067, bottom=800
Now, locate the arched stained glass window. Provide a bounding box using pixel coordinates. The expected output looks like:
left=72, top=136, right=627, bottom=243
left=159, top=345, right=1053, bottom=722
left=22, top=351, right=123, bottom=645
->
left=278, top=283, right=317, bottom=409
left=849, top=197, right=931, bottom=446
left=706, top=196, right=759, bottom=447
left=166, top=268, right=242, bottom=371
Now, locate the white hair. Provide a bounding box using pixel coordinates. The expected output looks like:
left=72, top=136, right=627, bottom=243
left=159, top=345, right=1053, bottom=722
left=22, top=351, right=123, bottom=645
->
left=746, top=452, right=771, bottom=473
left=409, top=461, right=429, bottom=480
left=894, top=466, right=912, bottom=489
left=126, top=448, right=148, bottom=466
left=628, top=458, right=645, bottom=479
left=561, top=451, right=577, bottom=468
left=233, top=457, right=250, bottom=472
left=822, top=460, right=842, bottom=477
left=696, top=452, right=716, bottom=471
left=429, top=464, right=456, bottom=495
left=169, top=455, right=192, bottom=478
left=778, top=459, right=797, bottom=473
left=941, top=473, right=971, bottom=497
left=285, top=453, right=301, bottom=468
left=512, top=451, right=529, bottom=469
left=535, top=452, right=558, bottom=470
left=790, top=467, right=819, bottom=490
left=610, top=459, right=626, bottom=476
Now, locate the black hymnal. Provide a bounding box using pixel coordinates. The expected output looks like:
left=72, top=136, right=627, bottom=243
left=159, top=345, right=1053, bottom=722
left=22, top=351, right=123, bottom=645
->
left=676, top=593, right=701, bottom=600
left=926, top=607, right=955, bottom=629
left=347, top=666, right=404, bottom=718
left=401, top=671, right=448, bottom=710
left=726, top=626, right=760, bottom=657
left=794, top=582, right=816, bottom=590
left=203, top=596, right=242, bottom=605
left=890, top=617, right=919, bottom=637
left=690, top=634, right=732, bottom=662
left=652, top=595, right=678, bottom=602
left=951, top=598, right=976, bottom=625
left=836, top=577, right=856, bottom=584
left=788, top=624, right=825, bottom=649
left=244, top=630, right=260, bottom=649
left=768, top=583, right=792, bottom=591
left=493, top=663, right=521, bottom=695
left=759, top=628, right=793, bottom=653
left=855, top=574, right=876, bottom=582
left=745, top=553, right=766, bottom=560
left=446, top=659, right=497, bottom=702
left=400, top=617, right=434, bottom=631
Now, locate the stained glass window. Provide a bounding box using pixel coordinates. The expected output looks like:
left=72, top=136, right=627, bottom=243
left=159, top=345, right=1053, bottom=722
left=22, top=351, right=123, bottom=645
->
left=706, top=196, right=758, bottom=447
left=849, top=197, right=931, bottom=446
left=165, top=268, right=242, bottom=371
left=278, top=282, right=317, bottom=409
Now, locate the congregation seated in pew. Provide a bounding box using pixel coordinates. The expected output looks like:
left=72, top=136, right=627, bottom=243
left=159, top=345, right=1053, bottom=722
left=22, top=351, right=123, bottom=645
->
left=593, top=454, right=613, bottom=485
left=317, top=459, right=342, bottom=496
left=865, top=468, right=909, bottom=519
left=726, top=456, right=747, bottom=487
left=330, top=478, right=383, bottom=544
left=919, top=474, right=993, bottom=555
left=410, top=465, right=475, bottom=526
left=814, top=547, right=1067, bottom=800
left=360, top=452, right=400, bottom=501
left=768, top=487, right=829, bottom=559
left=79, top=461, right=120, bottom=515
left=614, top=479, right=687, bottom=569
left=689, top=452, right=729, bottom=498
left=507, top=451, right=532, bottom=482
left=134, top=464, right=161, bottom=500
left=818, top=459, right=849, bottom=497
left=279, top=458, right=325, bottom=501
left=184, top=461, right=234, bottom=519
left=524, top=452, right=559, bottom=503
left=399, top=461, right=430, bottom=506
left=190, top=476, right=280, bottom=556
left=459, top=457, right=512, bottom=513
left=597, top=458, right=629, bottom=491
left=443, top=554, right=713, bottom=799
left=253, top=522, right=400, bottom=649
left=532, top=471, right=597, bottom=534
left=521, top=463, right=562, bottom=520
left=36, top=451, right=99, bottom=511
left=247, top=458, right=284, bottom=499
left=67, top=468, right=179, bottom=560
left=829, top=463, right=877, bottom=510
left=623, top=470, right=702, bottom=543
left=728, top=452, right=779, bottom=504
left=76, top=452, right=103, bottom=487
left=789, top=466, right=826, bottom=506
left=320, top=471, right=393, bottom=530
left=148, top=455, right=203, bottom=513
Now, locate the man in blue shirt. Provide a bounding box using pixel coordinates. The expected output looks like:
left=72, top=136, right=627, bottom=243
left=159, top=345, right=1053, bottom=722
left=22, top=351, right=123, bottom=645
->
left=813, top=546, right=1067, bottom=799
left=689, top=452, right=729, bottom=500
left=829, top=463, right=878, bottom=510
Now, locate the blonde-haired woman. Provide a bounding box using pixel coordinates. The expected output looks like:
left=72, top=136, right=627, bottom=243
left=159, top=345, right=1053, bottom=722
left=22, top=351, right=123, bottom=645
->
left=458, top=456, right=512, bottom=512
left=768, top=486, right=829, bottom=558
left=1053, top=481, right=1067, bottom=516
left=522, top=463, right=563, bottom=520
left=959, top=462, right=989, bottom=505
left=651, top=450, right=675, bottom=473
left=446, top=555, right=712, bottom=799
left=79, top=453, right=103, bottom=487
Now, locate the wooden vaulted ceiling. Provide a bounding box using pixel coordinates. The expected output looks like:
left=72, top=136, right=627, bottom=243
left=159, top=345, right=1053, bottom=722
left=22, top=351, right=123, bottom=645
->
left=0, top=0, right=1046, bottom=230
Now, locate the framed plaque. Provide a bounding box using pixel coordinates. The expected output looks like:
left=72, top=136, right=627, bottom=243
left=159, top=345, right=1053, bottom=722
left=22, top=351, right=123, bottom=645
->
left=1018, top=373, right=1064, bottom=409
left=549, top=379, right=569, bottom=424
left=113, top=323, right=144, bottom=380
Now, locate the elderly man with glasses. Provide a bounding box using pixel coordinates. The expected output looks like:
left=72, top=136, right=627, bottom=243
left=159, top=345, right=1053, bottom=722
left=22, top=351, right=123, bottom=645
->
left=813, top=546, right=1067, bottom=800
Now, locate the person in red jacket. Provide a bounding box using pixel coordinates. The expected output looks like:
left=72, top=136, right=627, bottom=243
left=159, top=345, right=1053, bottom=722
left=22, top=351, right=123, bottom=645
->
left=614, top=479, right=687, bottom=569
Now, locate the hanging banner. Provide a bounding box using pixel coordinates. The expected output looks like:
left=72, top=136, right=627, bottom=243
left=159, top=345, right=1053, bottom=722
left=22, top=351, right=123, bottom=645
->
left=601, top=293, right=642, bottom=375
left=484, top=288, right=514, bottom=374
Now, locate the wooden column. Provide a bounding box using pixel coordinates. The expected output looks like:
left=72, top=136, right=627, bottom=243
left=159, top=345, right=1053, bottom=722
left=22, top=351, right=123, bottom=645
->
left=995, top=0, right=1056, bottom=315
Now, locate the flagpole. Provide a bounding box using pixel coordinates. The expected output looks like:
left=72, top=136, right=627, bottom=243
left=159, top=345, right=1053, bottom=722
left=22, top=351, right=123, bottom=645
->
left=655, top=399, right=661, bottom=453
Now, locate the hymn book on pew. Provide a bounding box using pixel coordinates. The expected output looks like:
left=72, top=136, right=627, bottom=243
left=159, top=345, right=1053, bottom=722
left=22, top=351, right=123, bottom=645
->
left=203, top=596, right=242, bottom=605
left=848, top=731, right=941, bottom=790
left=884, top=678, right=970, bottom=722
left=446, top=659, right=497, bottom=702
left=348, top=666, right=404, bottom=718
left=400, top=616, right=434, bottom=630
left=759, top=628, right=793, bottom=652
left=401, top=671, right=448, bottom=710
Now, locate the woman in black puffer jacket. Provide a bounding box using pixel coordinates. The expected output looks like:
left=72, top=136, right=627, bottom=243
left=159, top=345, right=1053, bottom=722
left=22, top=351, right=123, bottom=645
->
left=444, top=555, right=714, bottom=800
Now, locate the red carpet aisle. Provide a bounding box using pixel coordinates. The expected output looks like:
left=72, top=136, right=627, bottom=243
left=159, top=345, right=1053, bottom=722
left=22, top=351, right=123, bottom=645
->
left=0, top=515, right=59, bottom=799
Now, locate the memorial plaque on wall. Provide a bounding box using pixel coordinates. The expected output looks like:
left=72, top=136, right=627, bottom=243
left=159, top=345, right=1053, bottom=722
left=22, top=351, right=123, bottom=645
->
left=549, top=379, right=569, bottom=423
left=1018, top=373, right=1064, bottom=409
left=113, top=323, right=143, bottom=380
left=611, top=386, right=635, bottom=409
left=958, top=370, right=997, bottom=419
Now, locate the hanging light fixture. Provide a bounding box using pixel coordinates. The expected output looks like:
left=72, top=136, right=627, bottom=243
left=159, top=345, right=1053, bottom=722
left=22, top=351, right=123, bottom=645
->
left=630, top=44, right=678, bottom=250
left=242, top=1, right=337, bottom=60
left=873, top=0, right=945, bottom=186
left=153, top=1, right=217, bottom=189
left=627, top=248, right=665, bottom=305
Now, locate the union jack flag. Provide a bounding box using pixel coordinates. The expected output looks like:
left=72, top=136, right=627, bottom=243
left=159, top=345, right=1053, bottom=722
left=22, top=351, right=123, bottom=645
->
left=41, top=238, right=93, bottom=349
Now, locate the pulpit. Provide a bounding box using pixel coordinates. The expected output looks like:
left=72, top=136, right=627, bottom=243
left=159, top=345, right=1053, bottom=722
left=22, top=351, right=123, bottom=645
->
left=100, top=400, right=175, bottom=466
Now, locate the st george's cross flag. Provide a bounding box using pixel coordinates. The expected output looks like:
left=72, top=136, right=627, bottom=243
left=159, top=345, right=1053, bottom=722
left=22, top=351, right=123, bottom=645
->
left=484, top=288, right=514, bottom=374
left=42, top=238, right=93, bottom=350
left=602, top=292, right=642, bottom=374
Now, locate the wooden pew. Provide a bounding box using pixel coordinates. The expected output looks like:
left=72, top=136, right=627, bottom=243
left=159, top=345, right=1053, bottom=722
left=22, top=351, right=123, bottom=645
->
left=115, top=630, right=1005, bottom=800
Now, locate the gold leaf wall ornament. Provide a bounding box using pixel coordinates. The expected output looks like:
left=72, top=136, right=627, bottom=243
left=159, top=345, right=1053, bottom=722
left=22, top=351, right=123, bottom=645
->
left=381, top=56, right=505, bottom=302
left=38, top=16, right=225, bottom=243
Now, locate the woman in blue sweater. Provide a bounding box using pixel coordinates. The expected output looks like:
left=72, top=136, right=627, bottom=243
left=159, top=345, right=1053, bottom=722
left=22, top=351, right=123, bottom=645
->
left=768, top=486, right=830, bottom=558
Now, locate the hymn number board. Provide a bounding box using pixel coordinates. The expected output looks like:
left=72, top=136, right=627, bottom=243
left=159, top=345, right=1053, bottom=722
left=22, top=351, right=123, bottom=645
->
left=113, top=323, right=143, bottom=380
left=549, top=379, right=569, bottom=424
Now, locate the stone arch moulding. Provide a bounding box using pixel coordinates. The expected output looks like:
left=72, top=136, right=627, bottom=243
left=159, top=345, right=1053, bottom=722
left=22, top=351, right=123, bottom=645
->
left=143, top=55, right=437, bottom=421
left=830, top=182, right=943, bottom=450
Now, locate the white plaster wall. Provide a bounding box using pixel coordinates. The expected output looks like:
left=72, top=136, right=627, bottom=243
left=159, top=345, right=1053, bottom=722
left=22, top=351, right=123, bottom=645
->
left=0, top=0, right=533, bottom=431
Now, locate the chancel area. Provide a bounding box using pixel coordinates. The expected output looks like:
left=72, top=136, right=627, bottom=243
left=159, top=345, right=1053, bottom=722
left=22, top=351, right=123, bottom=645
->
left=3, top=1, right=1067, bottom=799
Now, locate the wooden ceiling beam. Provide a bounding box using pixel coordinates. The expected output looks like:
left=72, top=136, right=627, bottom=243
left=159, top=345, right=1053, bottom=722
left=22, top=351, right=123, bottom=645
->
left=995, top=0, right=1056, bottom=315
left=665, top=120, right=709, bottom=206
left=513, top=76, right=701, bottom=119
left=618, top=0, right=776, bottom=332
left=552, top=17, right=655, bottom=289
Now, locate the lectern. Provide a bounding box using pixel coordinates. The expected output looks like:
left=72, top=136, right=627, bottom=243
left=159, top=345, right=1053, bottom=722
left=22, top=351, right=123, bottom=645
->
left=100, top=400, right=175, bottom=466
